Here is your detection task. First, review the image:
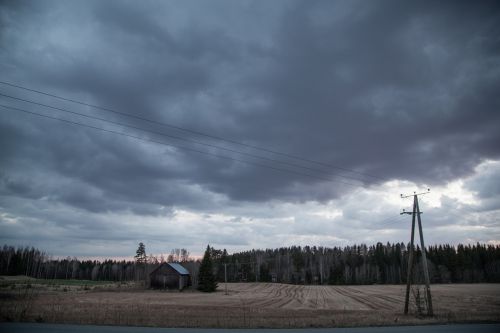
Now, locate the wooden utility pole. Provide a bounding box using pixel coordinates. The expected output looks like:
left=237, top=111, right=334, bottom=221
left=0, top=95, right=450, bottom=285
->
left=416, top=196, right=433, bottom=315
left=224, top=263, right=228, bottom=295
left=403, top=195, right=417, bottom=315
left=401, top=189, right=434, bottom=316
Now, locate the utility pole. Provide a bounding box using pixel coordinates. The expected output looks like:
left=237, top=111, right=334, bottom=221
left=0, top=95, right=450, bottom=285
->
left=401, top=189, right=433, bottom=316
left=224, top=261, right=255, bottom=285
left=256, top=255, right=260, bottom=283
left=224, top=263, right=228, bottom=295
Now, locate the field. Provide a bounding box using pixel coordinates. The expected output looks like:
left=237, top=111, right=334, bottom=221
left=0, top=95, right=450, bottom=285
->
left=1, top=277, right=500, bottom=328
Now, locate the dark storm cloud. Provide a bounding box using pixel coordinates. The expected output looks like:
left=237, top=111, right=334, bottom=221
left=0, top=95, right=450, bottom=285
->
left=463, top=161, right=500, bottom=213
left=1, top=0, right=499, bottom=214
left=238, top=0, right=500, bottom=187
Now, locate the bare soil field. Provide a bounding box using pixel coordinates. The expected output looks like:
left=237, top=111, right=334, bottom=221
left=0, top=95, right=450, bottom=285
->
left=1, top=279, right=499, bottom=328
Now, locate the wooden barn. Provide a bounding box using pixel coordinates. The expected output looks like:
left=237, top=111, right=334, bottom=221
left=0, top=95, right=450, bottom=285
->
left=149, top=262, right=190, bottom=290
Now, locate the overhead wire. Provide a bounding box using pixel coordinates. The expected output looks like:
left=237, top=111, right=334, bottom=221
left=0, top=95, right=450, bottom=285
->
left=337, top=198, right=412, bottom=237
left=334, top=214, right=408, bottom=244
left=0, top=103, right=362, bottom=187
left=0, top=92, right=370, bottom=184
left=2, top=82, right=492, bottom=244
left=376, top=214, right=406, bottom=228
left=1, top=98, right=453, bottom=233
left=0, top=80, right=388, bottom=182
left=2, top=81, right=447, bottom=229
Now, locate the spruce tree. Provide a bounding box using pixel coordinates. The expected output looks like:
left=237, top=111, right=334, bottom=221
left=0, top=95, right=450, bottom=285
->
left=135, top=242, right=147, bottom=264
left=198, top=245, right=218, bottom=292
left=134, top=242, right=147, bottom=283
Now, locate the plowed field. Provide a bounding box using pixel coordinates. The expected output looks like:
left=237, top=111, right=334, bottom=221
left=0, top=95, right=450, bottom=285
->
left=1, top=282, right=499, bottom=328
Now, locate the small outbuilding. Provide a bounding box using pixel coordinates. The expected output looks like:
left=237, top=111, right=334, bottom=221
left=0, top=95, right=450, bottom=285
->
left=149, top=262, right=190, bottom=290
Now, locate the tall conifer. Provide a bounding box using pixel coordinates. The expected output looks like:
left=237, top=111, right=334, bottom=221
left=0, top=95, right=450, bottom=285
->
left=198, top=245, right=218, bottom=292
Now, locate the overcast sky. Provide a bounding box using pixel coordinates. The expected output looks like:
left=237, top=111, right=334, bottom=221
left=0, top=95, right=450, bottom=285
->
left=1, top=0, right=499, bottom=259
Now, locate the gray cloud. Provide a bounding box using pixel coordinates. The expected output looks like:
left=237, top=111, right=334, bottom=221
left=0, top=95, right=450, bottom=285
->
left=0, top=0, right=499, bottom=256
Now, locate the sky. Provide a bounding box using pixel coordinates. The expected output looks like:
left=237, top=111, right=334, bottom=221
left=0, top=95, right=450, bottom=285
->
left=1, top=0, right=499, bottom=259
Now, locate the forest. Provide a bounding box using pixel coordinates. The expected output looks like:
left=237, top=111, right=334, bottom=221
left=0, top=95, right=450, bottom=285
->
left=214, top=243, right=500, bottom=285
left=1, top=242, right=499, bottom=285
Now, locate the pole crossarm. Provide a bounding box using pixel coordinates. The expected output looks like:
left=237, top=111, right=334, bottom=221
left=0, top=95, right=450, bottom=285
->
left=400, top=210, right=423, bottom=215
left=401, top=189, right=430, bottom=199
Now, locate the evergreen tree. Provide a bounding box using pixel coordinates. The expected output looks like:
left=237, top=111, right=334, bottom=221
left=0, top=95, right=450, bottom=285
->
left=198, top=245, right=218, bottom=292
left=134, top=242, right=147, bottom=282
left=135, top=242, right=147, bottom=264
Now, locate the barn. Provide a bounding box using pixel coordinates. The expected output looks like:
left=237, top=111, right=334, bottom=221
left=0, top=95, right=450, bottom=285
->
left=149, top=262, right=190, bottom=290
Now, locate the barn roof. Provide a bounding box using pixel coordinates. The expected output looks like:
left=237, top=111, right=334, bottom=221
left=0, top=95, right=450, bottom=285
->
left=150, top=262, right=190, bottom=276
left=168, top=262, right=190, bottom=275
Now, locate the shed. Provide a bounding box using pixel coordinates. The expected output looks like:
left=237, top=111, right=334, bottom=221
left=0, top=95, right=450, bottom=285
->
left=149, top=262, right=190, bottom=290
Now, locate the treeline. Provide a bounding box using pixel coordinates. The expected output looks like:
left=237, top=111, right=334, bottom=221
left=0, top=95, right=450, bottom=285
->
left=2, top=243, right=500, bottom=285
left=0, top=245, right=198, bottom=283
left=211, top=243, right=500, bottom=285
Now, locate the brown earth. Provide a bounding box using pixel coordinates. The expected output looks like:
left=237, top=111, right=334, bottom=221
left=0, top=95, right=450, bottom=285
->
left=1, top=282, right=500, bottom=328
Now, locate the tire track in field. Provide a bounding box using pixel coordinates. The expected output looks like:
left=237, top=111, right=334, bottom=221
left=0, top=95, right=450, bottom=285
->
left=246, top=283, right=287, bottom=308
left=295, top=285, right=305, bottom=306
left=315, top=286, right=329, bottom=309
left=330, top=286, right=372, bottom=310
left=320, top=285, right=333, bottom=309
left=332, top=286, right=381, bottom=310
left=304, top=286, right=320, bottom=309
left=377, top=294, right=404, bottom=306
left=347, top=286, right=403, bottom=309
left=343, top=286, right=396, bottom=310
left=245, top=283, right=303, bottom=309
left=280, top=284, right=308, bottom=309
left=347, top=285, right=392, bottom=310
left=324, top=285, right=343, bottom=309
left=231, top=283, right=401, bottom=311
left=276, top=284, right=302, bottom=309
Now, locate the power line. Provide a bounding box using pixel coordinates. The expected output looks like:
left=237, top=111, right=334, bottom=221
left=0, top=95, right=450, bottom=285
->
left=376, top=214, right=403, bottom=225
left=0, top=92, right=370, bottom=184
left=0, top=80, right=388, bottom=182
left=354, top=197, right=415, bottom=231
left=378, top=215, right=407, bottom=228
left=333, top=214, right=407, bottom=243
left=0, top=103, right=361, bottom=187
left=3, top=98, right=427, bottom=230
left=376, top=214, right=406, bottom=228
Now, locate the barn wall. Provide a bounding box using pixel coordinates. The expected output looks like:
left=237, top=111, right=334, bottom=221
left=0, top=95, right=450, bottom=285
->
left=150, top=273, right=179, bottom=289
left=149, top=264, right=190, bottom=290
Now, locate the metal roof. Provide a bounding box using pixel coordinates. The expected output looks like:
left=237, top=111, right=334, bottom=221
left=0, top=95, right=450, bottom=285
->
left=168, top=262, right=190, bottom=275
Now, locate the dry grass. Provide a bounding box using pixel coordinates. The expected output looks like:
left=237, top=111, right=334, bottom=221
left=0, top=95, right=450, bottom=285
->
left=1, top=281, right=500, bottom=328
